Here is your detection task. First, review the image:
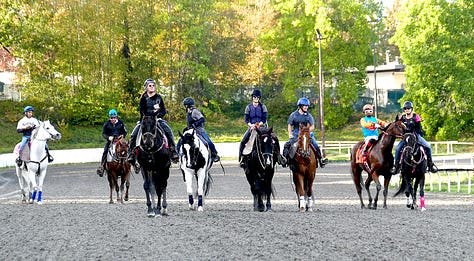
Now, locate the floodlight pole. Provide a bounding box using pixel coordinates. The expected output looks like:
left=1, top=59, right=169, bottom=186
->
left=316, top=29, right=326, bottom=151
left=367, top=15, right=379, bottom=118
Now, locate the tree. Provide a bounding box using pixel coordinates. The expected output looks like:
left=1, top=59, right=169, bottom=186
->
left=391, top=0, right=474, bottom=140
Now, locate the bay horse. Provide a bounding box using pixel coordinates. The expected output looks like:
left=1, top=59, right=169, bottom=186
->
left=178, top=127, right=213, bottom=211
left=14, top=120, right=61, bottom=204
left=105, top=136, right=131, bottom=204
left=350, top=116, right=406, bottom=209
left=393, top=133, right=427, bottom=211
left=136, top=116, right=171, bottom=217
left=291, top=124, right=317, bottom=212
left=242, top=127, right=277, bottom=212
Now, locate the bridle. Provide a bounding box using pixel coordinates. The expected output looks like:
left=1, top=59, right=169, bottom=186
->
left=297, top=129, right=312, bottom=158
left=382, top=121, right=406, bottom=139
left=254, top=131, right=274, bottom=170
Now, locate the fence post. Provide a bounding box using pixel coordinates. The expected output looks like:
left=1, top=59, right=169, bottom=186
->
left=457, top=171, right=461, bottom=193
left=469, top=171, right=472, bottom=194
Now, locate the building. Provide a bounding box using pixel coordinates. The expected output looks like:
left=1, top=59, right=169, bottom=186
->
left=0, top=47, right=20, bottom=100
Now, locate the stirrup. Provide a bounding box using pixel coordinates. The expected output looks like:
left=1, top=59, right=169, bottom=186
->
left=16, top=157, right=23, bottom=167
left=96, top=167, right=104, bottom=177
left=212, top=155, right=220, bottom=163
left=48, top=155, right=54, bottom=163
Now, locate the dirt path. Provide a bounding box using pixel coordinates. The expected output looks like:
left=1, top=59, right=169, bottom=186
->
left=0, top=162, right=472, bottom=260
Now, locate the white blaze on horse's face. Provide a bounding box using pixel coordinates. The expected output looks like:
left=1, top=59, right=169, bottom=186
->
left=303, top=135, right=307, bottom=151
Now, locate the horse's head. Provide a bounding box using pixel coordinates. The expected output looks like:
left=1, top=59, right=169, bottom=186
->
left=114, top=136, right=129, bottom=160
left=33, top=120, right=62, bottom=141
left=297, top=124, right=311, bottom=158
left=383, top=115, right=406, bottom=138
left=140, top=116, right=157, bottom=152
left=179, top=128, right=201, bottom=169
left=256, top=127, right=275, bottom=168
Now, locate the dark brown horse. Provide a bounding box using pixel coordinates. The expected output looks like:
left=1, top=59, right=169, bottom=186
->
left=350, top=116, right=406, bottom=209
left=106, top=136, right=131, bottom=204
left=292, top=124, right=317, bottom=212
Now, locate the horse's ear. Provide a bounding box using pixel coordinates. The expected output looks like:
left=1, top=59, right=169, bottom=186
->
left=178, top=131, right=183, bottom=138
left=268, top=127, right=273, bottom=134
left=395, top=114, right=399, bottom=121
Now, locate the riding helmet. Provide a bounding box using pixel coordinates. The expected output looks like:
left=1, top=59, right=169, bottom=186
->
left=251, top=89, right=262, bottom=98
left=183, top=97, right=195, bottom=107
left=297, top=97, right=310, bottom=107
left=108, top=109, right=118, bottom=117
left=403, top=101, right=413, bottom=109
left=23, top=106, right=34, bottom=114
left=143, top=78, right=156, bottom=90
left=362, top=104, right=373, bottom=112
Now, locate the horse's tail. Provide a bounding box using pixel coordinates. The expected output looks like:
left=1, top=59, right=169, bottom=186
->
left=393, top=177, right=406, bottom=197
left=203, top=171, right=213, bottom=196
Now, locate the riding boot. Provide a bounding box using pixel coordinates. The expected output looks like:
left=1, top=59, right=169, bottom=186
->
left=282, top=142, right=291, bottom=168
left=16, top=156, right=22, bottom=167
left=315, top=146, right=328, bottom=168
left=392, top=162, right=400, bottom=175
left=127, top=136, right=137, bottom=164
left=211, top=147, right=220, bottom=162
left=427, top=156, right=437, bottom=173
left=96, top=152, right=107, bottom=177
left=45, top=147, right=54, bottom=163
left=362, top=141, right=371, bottom=159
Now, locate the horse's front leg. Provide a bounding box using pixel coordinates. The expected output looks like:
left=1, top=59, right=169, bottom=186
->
left=196, top=169, right=206, bottom=211
left=142, top=173, right=154, bottom=217
left=35, top=164, right=49, bottom=204
left=118, top=178, right=124, bottom=204
left=292, top=172, right=305, bottom=212
left=184, top=170, right=195, bottom=210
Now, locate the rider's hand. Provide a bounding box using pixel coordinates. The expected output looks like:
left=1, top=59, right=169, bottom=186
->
left=374, top=123, right=381, bottom=128
left=108, top=136, right=114, bottom=141
left=153, top=104, right=160, bottom=110
left=25, top=125, right=32, bottom=130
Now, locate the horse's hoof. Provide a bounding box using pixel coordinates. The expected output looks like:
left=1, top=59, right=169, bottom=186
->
left=21, top=199, right=27, bottom=204
left=197, top=206, right=204, bottom=212
left=421, top=207, right=426, bottom=212
left=124, top=197, right=129, bottom=201
left=147, top=211, right=155, bottom=217
left=406, top=204, right=411, bottom=208
left=266, top=208, right=273, bottom=212
left=189, top=204, right=195, bottom=210
left=109, top=200, right=114, bottom=204
left=154, top=214, right=162, bottom=218
left=307, top=207, right=313, bottom=212
left=299, top=207, right=305, bottom=212
left=36, top=201, right=43, bottom=205
left=161, top=208, right=168, bottom=216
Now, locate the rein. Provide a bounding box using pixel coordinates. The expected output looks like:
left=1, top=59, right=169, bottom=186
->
left=254, top=133, right=273, bottom=170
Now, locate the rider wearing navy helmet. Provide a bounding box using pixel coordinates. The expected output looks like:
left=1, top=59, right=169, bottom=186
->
left=177, top=97, right=220, bottom=162
left=127, top=78, right=179, bottom=166
left=238, top=89, right=286, bottom=168
left=96, top=109, right=128, bottom=177
left=16, top=106, right=53, bottom=166
left=393, top=101, right=437, bottom=174
left=282, top=98, right=327, bottom=168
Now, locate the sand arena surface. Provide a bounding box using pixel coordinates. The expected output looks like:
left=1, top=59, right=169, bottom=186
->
left=0, top=162, right=472, bottom=260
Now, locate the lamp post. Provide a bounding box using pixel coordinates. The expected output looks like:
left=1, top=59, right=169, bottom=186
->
left=316, top=29, right=325, bottom=150
left=367, top=15, right=379, bottom=118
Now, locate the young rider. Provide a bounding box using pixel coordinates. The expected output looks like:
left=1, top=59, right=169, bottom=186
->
left=282, top=98, right=328, bottom=168
left=238, top=89, right=286, bottom=168
left=393, top=101, right=437, bottom=174
left=127, top=78, right=179, bottom=165
left=360, top=104, right=387, bottom=159
left=96, top=109, right=128, bottom=177
left=177, top=97, right=220, bottom=162
left=16, top=106, right=53, bottom=166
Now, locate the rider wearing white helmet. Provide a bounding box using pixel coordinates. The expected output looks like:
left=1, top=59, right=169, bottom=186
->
left=360, top=104, right=387, bottom=158
left=16, top=106, right=53, bottom=166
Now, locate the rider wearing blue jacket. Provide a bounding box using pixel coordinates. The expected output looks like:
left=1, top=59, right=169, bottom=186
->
left=282, top=98, right=327, bottom=168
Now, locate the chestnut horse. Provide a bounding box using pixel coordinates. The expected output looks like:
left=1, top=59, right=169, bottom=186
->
left=291, top=124, right=317, bottom=212
left=350, top=116, right=406, bottom=209
left=393, top=133, right=427, bottom=211
left=105, top=136, right=131, bottom=204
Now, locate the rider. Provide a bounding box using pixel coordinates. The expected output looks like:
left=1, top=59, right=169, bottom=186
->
left=127, top=78, right=179, bottom=165
left=96, top=109, right=128, bottom=177
left=16, top=106, right=53, bottom=167
left=177, top=97, right=220, bottom=162
left=238, top=89, right=286, bottom=168
left=393, top=101, right=437, bottom=174
left=282, top=98, right=328, bottom=168
left=360, top=104, right=387, bottom=159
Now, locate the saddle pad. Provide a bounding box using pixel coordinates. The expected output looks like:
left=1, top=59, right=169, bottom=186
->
left=14, top=142, right=31, bottom=161
left=107, top=143, right=116, bottom=162
left=242, top=130, right=257, bottom=155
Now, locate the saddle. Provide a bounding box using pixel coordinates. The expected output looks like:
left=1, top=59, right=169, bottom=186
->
left=242, top=130, right=258, bottom=156
left=14, top=142, right=31, bottom=161
left=355, top=143, right=373, bottom=164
